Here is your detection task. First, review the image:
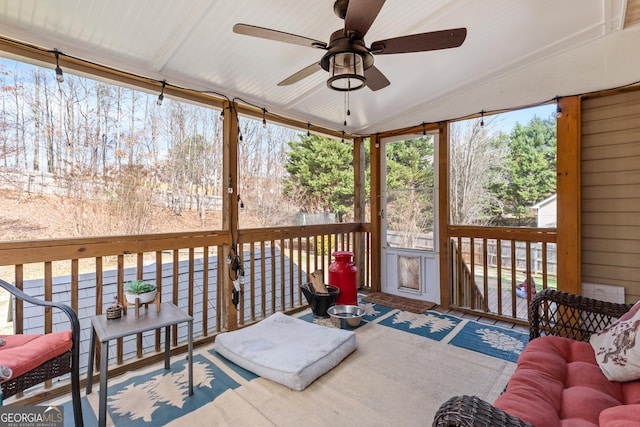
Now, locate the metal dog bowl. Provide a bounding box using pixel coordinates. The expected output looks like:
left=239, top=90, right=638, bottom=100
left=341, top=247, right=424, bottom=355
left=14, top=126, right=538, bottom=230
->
left=327, top=304, right=364, bottom=329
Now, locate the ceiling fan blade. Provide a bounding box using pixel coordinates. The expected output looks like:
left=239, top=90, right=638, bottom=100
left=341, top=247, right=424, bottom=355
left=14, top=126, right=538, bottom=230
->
left=277, top=62, right=323, bottom=86
left=371, top=28, right=467, bottom=55
left=365, top=66, right=390, bottom=91
left=344, top=0, right=386, bottom=37
left=233, top=24, right=327, bottom=49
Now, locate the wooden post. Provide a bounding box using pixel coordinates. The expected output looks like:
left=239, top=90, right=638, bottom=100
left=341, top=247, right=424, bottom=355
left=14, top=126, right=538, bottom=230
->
left=222, top=100, right=239, bottom=331
left=556, top=96, right=581, bottom=295
left=438, top=121, right=451, bottom=307
left=353, top=137, right=366, bottom=289
left=369, top=134, right=382, bottom=292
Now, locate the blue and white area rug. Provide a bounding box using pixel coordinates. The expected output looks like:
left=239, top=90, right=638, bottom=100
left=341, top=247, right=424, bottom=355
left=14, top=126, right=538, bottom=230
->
left=301, top=299, right=528, bottom=363
left=54, top=301, right=526, bottom=426
left=106, top=354, right=239, bottom=426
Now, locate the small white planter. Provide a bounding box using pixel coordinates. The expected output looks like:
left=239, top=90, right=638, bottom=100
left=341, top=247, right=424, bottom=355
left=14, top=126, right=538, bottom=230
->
left=125, top=290, right=157, bottom=305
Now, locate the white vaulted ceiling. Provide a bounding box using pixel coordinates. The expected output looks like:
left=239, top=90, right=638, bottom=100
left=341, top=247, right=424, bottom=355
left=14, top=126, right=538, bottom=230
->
left=0, top=0, right=638, bottom=135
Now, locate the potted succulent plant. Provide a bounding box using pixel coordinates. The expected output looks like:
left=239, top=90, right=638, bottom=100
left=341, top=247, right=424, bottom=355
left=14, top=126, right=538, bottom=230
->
left=124, top=279, right=157, bottom=304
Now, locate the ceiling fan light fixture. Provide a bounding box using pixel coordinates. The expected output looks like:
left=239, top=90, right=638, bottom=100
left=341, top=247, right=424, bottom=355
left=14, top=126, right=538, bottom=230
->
left=327, top=51, right=366, bottom=91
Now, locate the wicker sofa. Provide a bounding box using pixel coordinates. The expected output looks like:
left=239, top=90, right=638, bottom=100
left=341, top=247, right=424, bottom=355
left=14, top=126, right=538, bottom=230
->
left=432, top=288, right=637, bottom=427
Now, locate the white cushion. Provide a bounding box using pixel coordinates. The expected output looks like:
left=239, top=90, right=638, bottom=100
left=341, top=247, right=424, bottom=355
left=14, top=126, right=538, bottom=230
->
left=214, top=312, right=357, bottom=390
left=590, top=300, right=640, bottom=382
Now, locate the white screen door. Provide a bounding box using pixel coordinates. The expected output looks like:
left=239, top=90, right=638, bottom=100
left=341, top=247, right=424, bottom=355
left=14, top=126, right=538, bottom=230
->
left=381, top=132, right=440, bottom=303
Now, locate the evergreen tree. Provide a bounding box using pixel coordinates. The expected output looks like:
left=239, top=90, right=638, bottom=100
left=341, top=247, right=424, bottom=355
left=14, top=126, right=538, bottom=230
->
left=384, top=137, right=435, bottom=246
left=385, top=137, right=434, bottom=190
left=284, top=134, right=354, bottom=221
left=492, top=116, right=556, bottom=224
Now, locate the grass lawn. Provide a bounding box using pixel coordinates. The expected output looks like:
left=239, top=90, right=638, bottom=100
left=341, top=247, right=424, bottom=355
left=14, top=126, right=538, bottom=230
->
left=472, top=265, right=557, bottom=291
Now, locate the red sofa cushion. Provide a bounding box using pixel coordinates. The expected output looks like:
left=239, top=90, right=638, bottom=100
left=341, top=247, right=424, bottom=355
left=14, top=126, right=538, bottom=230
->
left=493, top=335, right=640, bottom=427
left=599, top=404, right=640, bottom=426
left=0, top=332, right=73, bottom=379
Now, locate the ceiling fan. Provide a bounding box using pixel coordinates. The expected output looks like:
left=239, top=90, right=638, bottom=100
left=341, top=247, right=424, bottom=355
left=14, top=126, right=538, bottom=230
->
left=233, top=0, right=467, bottom=92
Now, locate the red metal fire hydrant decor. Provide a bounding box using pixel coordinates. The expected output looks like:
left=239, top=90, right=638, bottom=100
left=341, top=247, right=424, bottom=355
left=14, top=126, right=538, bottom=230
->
left=328, top=251, right=358, bottom=306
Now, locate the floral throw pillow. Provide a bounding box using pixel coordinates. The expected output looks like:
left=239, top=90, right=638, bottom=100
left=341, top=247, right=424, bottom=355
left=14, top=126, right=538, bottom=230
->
left=590, top=300, right=640, bottom=382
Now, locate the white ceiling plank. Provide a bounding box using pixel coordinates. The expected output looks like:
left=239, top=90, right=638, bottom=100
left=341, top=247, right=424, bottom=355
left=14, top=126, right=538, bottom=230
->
left=0, top=0, right=635, bottom=134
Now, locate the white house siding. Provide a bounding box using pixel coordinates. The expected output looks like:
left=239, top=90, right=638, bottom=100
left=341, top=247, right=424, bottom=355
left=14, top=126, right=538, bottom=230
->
left=534, top=196, right=557, bottom=228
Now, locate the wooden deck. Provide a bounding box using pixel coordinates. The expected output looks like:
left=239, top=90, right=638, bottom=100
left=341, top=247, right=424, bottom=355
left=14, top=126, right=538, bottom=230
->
left=436, top=300, right=529, bottom=334
left=485, top=288, right=531, bottom=320
left=439, top=287, right=531, bottom=334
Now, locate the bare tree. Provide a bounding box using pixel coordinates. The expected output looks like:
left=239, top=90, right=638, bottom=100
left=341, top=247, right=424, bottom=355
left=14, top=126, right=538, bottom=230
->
left=449, top=118, right=507, bottom=225
left=41, top=72, right=57, bottom=173
left=108, top=165, right=155, bottom=234
left=238, top=119, right=298, bottom=227
left=30, top=69, right=42, bottom=171
left=0, top=57, right=235, bottom=236
left=11, top=71, right=26, bottom=169
left=386, top=188, right=432, bottom=249
left=0, top=65, right=12, bottom=169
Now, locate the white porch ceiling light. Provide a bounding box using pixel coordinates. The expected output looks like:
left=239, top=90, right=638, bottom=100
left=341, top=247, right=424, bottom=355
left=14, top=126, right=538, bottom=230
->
left=327, top=51, right=365, bottom=91
left=321, top=29, right=374, bottom=92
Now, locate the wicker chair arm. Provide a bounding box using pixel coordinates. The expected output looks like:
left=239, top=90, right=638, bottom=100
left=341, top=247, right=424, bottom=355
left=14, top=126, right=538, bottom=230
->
left=0, top=278, right=83, bottom=426
left=432, top=395, right=533, bottom=427
left=0, top=278, right=80, bottom=348
left=529, top=288, right=633, bottom=342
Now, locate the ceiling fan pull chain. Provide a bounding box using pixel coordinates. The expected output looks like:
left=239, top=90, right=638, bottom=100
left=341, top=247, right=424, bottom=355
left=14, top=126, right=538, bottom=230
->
left=344, top=88, right=348, bottom=126
left=347, top=82, right=351, bottom=117
left=343, top=82, right=352, bottom=127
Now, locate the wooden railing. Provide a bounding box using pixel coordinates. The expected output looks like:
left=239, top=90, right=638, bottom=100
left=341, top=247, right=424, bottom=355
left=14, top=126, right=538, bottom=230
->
left=0, top=223, right=370, bottom=401
left=448, top=225, right=557, bottom=324
left=234, top=223, right=371, bottom=325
